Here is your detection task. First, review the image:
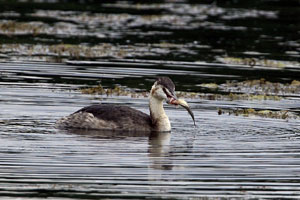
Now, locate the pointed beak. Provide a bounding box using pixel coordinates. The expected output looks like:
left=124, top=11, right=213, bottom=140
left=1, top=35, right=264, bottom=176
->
left=167, top=94, right=177, bottom=105
left=165, top=90, right=177, bottom=105
left=169, top=97, right=196, bottom=126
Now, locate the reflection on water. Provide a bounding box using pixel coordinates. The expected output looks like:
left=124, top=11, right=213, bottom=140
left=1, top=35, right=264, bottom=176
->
left=62, top=129, right=173, bottom=171
left=149, top=132, right=172, bottom=171
left=2, top=110, right=300, bottom=199
left=0, top=61, right=299, bottom=198
left=0, top=0, right=300, bottom=198
left=64, top=128, right=152, bottom=139
left=0, top=0, right=299, bottom=63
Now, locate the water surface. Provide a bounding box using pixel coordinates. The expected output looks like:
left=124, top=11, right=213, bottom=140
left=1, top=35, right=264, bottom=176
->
left=0, top=0, right=300, bottom=199
left=1, top=61, right=300, bottom=199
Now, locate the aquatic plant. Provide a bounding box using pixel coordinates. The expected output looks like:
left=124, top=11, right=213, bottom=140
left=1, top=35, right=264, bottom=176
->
left=218, top=56, right=299, bottom=69
left=80, top=84, right=148, bottom=98
left=218, top=108, right=299, bottom=120
left=0, top=43, right=177, bottom=62
left=0, top=22, right=41, bottom=37
left=79, top=83, right=285, bottom=101
left=219, top=79, right=300, bottom=96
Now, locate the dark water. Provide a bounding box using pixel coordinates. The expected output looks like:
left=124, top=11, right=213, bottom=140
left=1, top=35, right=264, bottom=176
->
left=0, top=0, right=299, bottom=63
left=0, top=0, right=300, bottom=199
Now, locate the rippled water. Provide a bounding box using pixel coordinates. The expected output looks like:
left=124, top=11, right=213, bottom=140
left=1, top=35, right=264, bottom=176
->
left=1, top=61, right=300, bottom=199
left=1, top=0, right=300, bottom=199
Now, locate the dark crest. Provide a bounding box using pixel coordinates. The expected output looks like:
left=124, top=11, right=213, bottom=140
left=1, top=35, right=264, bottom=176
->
left=156, top=77, right=175, bottom=93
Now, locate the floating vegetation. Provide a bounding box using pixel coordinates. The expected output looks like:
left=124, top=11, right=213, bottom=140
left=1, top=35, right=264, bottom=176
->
left=31, top=8, right=205, bottom=30
left=0, top=20, right=80, bottom=36
left=80, top=84, right=148, bottom=98
left=198, top=83, right=219, bottom=89
left=80, top=84, right=283, bottom=101
left=0, top=43, right=177, bottom=62
left=176, top=91, right=282, bottom=101
left=0, top=3, right=297, bottom=64
left=198, top=79, right=300, bottom=99
left=218, top=57, right=300, bottom=69
left=227, top=93, right=282, bottom=101
left=28, top=7, right=268, bottom=34
left=218, top=108, right=299, bottom=120
left=219, top=79, right=300, bottom=96
left=0, top=21, right=43, bottom=35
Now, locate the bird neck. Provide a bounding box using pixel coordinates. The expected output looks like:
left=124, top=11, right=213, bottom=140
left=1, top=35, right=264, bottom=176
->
left=149, top=95, right=171, bottom=132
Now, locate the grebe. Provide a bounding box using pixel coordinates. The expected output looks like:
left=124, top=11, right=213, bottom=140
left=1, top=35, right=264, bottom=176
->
left=56, top=77, right=195, bottom=132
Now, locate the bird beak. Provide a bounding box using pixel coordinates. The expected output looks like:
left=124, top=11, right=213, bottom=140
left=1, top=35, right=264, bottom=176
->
left=167, top=94, right=177, bottom=105
left=165, top=90, right=177, bottom=105
left=168, top=97, right=196, bottom=126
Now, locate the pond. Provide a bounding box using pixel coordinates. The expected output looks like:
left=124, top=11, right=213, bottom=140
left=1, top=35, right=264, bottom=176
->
left=0, top=0, right=300, bottom=199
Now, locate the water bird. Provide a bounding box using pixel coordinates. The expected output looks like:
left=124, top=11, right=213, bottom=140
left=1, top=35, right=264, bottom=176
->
left=56, top=77, right=195, bottom=132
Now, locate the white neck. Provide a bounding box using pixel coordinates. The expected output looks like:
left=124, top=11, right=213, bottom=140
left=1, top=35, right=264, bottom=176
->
left=149, top=92, right=171, bottom=132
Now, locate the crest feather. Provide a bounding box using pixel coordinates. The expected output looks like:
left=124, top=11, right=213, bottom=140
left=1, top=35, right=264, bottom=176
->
left=156, top=77, right=175, bottom=93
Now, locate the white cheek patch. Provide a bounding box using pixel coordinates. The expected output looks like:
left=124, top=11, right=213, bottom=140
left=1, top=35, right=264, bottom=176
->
left=152, top=87, right=166, bottom=100
left=157, top=87, right=167, bottom=97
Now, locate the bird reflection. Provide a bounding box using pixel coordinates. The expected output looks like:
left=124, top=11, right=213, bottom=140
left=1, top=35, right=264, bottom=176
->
left=60, top=129, right=173, bottom=170
left=148, top=132, right=172, bottom=170
left=63, top=128, right=151, bottom=138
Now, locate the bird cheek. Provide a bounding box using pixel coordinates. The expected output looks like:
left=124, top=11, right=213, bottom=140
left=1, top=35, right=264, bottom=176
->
left=157, top=89, right=167, bottom=100
left=151, top=87, right=158, bottom=96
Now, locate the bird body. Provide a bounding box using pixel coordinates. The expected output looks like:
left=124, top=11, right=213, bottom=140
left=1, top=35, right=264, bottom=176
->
left=56, top=104, right=153, bottom=131
left=56, top=77, right=195, bottom=132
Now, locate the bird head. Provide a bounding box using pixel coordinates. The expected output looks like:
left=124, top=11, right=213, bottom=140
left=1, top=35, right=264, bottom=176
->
left=151, top=77, right=177, bottom=103
left=151, top=77, right=195, bottom=126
